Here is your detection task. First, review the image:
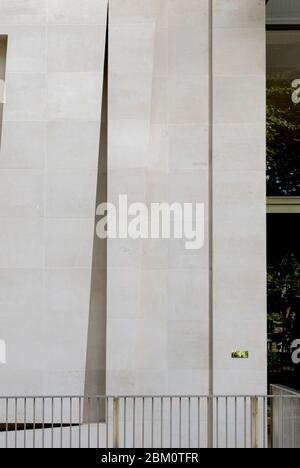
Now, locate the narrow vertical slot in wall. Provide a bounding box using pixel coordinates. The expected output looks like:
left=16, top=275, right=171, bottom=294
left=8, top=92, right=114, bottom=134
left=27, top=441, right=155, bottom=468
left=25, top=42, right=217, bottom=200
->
left=208, top=0, right=214, bottom=448
left=84, top=10, right=108, bottom=422
left=0, top=36, right=7, bottom=150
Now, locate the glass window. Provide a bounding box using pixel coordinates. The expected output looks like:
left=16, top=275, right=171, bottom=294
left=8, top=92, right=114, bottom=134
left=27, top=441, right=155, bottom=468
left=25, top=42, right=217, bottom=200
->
left=267, top=1, right=300, bottom=393
left=267, top=214, right=300, bottom=390
left=267, top=30, right=300, bottom=195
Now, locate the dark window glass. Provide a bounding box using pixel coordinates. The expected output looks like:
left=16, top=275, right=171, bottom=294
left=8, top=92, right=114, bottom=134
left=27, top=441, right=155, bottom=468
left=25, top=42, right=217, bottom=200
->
left=267, top=30, right=300, bottom=195
left=267, top=214, right=300, bottom=390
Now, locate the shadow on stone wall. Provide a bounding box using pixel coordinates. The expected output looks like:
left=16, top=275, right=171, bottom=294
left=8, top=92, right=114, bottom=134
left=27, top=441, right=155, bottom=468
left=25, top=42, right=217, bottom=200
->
left=84, top=16, right=108, bottom=423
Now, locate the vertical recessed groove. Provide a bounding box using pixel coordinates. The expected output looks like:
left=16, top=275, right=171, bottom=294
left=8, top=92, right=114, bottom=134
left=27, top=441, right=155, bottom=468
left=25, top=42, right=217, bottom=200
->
left=84, top=2, right=109, bottom=423
left=208, top=0, right=214, bottom=448
left=208, top=0, right=214, bottom=396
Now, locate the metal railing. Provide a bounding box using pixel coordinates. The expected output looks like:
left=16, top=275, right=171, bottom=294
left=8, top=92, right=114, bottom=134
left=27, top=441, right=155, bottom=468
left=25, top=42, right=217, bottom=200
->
left=0, top=395, right=299, bottom=448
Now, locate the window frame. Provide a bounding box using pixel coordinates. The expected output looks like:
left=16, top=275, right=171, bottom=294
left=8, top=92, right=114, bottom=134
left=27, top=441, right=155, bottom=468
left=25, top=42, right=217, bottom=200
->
left=267, top=197, right=300, bottom=213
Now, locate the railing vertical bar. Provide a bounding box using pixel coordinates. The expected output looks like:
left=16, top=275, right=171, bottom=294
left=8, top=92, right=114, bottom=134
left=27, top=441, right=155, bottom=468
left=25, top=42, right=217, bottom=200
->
left=170, top=397, right=173, bottom=449
left=106, top=397, right=109, bottom=448
left=151, top=397, right=154, bottom=449
left=277, top=396, right=280, bottom=449
left=42, top=397, right=45, bottom=449
left=33, top=397, right=36, bottom=449
left=88, top=397, right=91, bottom=449
left=113, top=397, right=119, bottom=449
left=60, top=397, right=63, bottom=449
left=161, top=397, right=163, bottom=449
left=290, top=398, right=293, bottom=450
left=124, top=397, right=127, bottom=449
left=244, top=397, right=246, bottom=448
left=97, top=398, right=100, bottom=449
left=179, top=397, right=182, bottom=449
left=24, top=397, right=27, bottom=449
left=281, top=396, right=284, bottom=449
left=5, top=398, right=8, bottom=449
left=269, top=396, right=273, bottom=449
left=216, top=397, right=219, bottom=449
left=207, top=396, right=212, bottom=448
left=198, top=397, right=200, bottom=449
left=235, top=397, right=237, bottom=448
left=70, top=397, right=72, bottom=449
left=142, top=397, right=145, bottom=449
left=133, top=397, right=136, bottom=449
left=251, top=396, right=259, bottom=449
left=251, top=396, right=253, bottom=448
left=263, top=397, right=266, bottom=449
left=51, top=397, right=54, bottom=449
left=226, top=397, right=228, bottom=449
left=14, top=397, right=17, bottom=449
left=189, top=397, right=191, bottom=449
left=79, top=397, right=82, bottom=449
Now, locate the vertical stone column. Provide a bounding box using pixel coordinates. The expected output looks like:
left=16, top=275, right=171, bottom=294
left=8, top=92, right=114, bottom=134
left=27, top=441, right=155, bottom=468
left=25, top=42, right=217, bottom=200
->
left=165, top=0, right=210, bottom=397
left=44, top=0, right=108, bottom=396
left=0, top=0, right=108, bottom=402
left=107, top=0, right=210, bottom=399
left=213, top=0, right=267, bottom=396
left=0, top=0, right=48, bottom=396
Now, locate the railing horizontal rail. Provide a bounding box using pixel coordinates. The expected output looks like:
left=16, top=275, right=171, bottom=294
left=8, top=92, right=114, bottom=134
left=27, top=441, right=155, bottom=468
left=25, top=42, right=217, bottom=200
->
left=0, top=394, right=299, bottom=399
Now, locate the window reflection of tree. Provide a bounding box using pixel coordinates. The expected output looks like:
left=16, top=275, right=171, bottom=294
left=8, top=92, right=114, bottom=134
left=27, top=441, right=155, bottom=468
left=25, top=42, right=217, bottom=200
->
left=267, top=79, right=300, bottom=195
left=267, top=215, right=300, bottom=390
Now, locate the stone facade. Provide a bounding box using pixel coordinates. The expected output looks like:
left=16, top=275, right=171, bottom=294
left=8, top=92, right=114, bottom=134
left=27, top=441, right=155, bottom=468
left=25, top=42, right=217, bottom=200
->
left=0, top=0, right=267, bottom=400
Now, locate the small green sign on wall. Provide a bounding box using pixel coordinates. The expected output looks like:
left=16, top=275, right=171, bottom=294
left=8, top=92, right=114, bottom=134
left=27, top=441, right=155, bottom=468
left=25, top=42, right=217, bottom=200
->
left=231, top=351, right=249, bottom=359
